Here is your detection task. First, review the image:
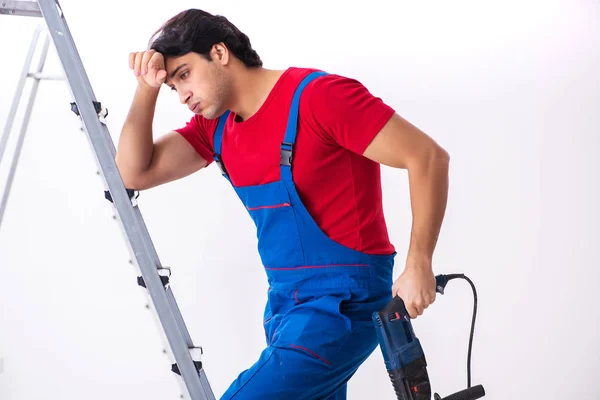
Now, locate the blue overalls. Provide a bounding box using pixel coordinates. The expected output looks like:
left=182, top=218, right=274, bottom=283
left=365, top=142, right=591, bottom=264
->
left=215, top=71, right=396, bottom=399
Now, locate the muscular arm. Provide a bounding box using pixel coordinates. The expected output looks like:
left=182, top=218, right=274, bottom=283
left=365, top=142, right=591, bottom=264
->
left=122, top=131, right=208, bottom=190
left=115, top=84, right=207, bottom=190
left=363, top=113, right=450, bottom=262
left=306, top=73, right=446, bottom=316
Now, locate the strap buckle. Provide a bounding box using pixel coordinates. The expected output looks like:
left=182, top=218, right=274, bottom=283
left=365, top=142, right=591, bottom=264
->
left=280, top=142, right=293, bottom=167
left=214, top=154, right=229, bottom=176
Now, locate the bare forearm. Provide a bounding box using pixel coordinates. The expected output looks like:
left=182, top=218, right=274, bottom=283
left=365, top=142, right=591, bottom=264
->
left=406, top=148, right=450, bottom=264
left=115, top=84, right=160, bottom=180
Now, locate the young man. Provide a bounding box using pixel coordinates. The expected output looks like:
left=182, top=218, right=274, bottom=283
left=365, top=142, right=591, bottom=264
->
left=116, top=8, right=449, bottom=400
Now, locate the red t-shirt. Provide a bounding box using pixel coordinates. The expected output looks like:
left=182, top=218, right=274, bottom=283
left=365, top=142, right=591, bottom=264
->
left=175, top=67, right=396, bottom=255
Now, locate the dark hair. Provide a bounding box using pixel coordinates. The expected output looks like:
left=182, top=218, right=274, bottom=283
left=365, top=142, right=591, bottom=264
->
left=149, top=9, right=263, bottom=68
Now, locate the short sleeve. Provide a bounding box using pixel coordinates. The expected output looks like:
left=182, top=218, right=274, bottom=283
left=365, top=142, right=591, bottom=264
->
left=174, top=115, right=216, bottom=166
left=302, top=74, right=395, bottom=155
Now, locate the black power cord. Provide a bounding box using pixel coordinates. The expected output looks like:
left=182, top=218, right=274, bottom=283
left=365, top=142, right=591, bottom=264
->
left=435, top=273, right=479, bottom=388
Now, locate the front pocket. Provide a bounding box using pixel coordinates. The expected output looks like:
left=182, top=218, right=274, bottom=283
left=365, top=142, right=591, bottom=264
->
left=246, top=202, right=290, bottom=211
left=236, top=181, right=305, bottom=267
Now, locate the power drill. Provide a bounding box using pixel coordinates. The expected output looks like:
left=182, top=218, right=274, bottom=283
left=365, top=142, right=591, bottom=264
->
left=372, top=273, right=486, bottom=400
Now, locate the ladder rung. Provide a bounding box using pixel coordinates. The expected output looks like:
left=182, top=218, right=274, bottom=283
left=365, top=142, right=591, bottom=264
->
left=27, top=72, right=65, bottom=81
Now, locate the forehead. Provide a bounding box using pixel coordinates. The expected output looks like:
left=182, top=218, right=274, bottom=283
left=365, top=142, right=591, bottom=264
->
left=165, top=52, right=202, bottom=74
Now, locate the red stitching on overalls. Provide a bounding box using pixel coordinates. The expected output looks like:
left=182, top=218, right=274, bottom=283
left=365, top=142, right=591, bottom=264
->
left=270, top=329, right=278, bottom=345
left=294, top=289, right=300, bottom=304
left=289, top=345, right=332, bottom=366
left=246, top=203, right=290, bottom=211
left=264, top=263, right=369, bottom=270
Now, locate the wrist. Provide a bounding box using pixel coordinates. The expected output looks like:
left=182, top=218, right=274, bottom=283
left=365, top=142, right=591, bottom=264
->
left=137, top=82, right=161, bottom=95
left=405, top=252, right=433, bottom=269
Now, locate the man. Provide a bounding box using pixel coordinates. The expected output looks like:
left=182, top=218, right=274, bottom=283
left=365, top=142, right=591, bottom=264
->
left=116, top=8, right=449, bottom=400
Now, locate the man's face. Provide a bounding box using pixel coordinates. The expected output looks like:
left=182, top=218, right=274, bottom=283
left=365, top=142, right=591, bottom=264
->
left=164, top=48, right=231, bottom=120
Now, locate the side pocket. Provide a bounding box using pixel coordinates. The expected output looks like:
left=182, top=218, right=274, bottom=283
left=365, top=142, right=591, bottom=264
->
left=271, top=290, right=353, bottom=367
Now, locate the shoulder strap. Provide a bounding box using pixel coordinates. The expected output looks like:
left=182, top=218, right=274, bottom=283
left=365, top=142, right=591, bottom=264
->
left=211, top=70, right=328, bottom=182
left=212, top=110, right=231, bottom=179
left=280, top=70, right=328, bottom=181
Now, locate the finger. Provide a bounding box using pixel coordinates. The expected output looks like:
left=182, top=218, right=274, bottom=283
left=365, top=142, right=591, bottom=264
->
left=427, top=292, right=437, bottom=305
left=156, top=69, right=167, bottom=84
left=134, top=52, right=144, bottom=76
left=406, top=305, right=418, bottom=319
left=141, top=50, right=155, bottom=75
left=148, top=51, right=164, bottom=70
left=148, top=52, right=166, bottom=84
left=413, top=300, right=427, bottom=316
left=128, top=52, right=136, bottom=69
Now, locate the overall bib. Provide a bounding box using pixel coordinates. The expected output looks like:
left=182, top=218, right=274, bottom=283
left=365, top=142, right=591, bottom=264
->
left=215, top=71, right=396, bottom=399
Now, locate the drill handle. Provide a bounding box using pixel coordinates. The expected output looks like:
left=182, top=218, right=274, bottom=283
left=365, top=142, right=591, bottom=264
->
left=385, top=275, right=449, bottom=319
left=389, top=275, right=454, bottom=312
left=388, top=368, right=412, bottom=400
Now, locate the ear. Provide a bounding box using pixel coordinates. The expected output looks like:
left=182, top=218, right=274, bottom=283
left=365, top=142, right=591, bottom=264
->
left=211, top=43, right=229, bottom=65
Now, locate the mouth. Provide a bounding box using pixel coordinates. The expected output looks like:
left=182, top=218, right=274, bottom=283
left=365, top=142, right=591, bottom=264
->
left=189, top=103, right=200, bottom=113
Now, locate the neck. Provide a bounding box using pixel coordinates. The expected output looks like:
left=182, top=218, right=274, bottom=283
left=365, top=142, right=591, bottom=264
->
left=227, top=66, right=285, bottom=121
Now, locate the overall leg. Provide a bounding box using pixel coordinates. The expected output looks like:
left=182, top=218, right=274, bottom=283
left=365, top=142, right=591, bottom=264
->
left=220, top=326, right=377, bottom=400
left=220, top=344, right=355, bottom=400
left=324, top=384, right=347, bottom=400
left=220, top=286, right=389, bottom=400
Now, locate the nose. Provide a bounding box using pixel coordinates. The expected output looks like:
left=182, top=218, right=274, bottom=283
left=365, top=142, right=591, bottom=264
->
left=179, top=89, right=191, bottom=105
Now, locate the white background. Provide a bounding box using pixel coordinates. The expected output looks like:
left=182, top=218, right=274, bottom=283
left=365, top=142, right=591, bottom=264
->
left=1, top=0, right=599, bottom=399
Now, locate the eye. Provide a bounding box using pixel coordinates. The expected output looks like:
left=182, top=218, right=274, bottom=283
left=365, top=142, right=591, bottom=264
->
left=180, top=71, right=189, bottom=80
